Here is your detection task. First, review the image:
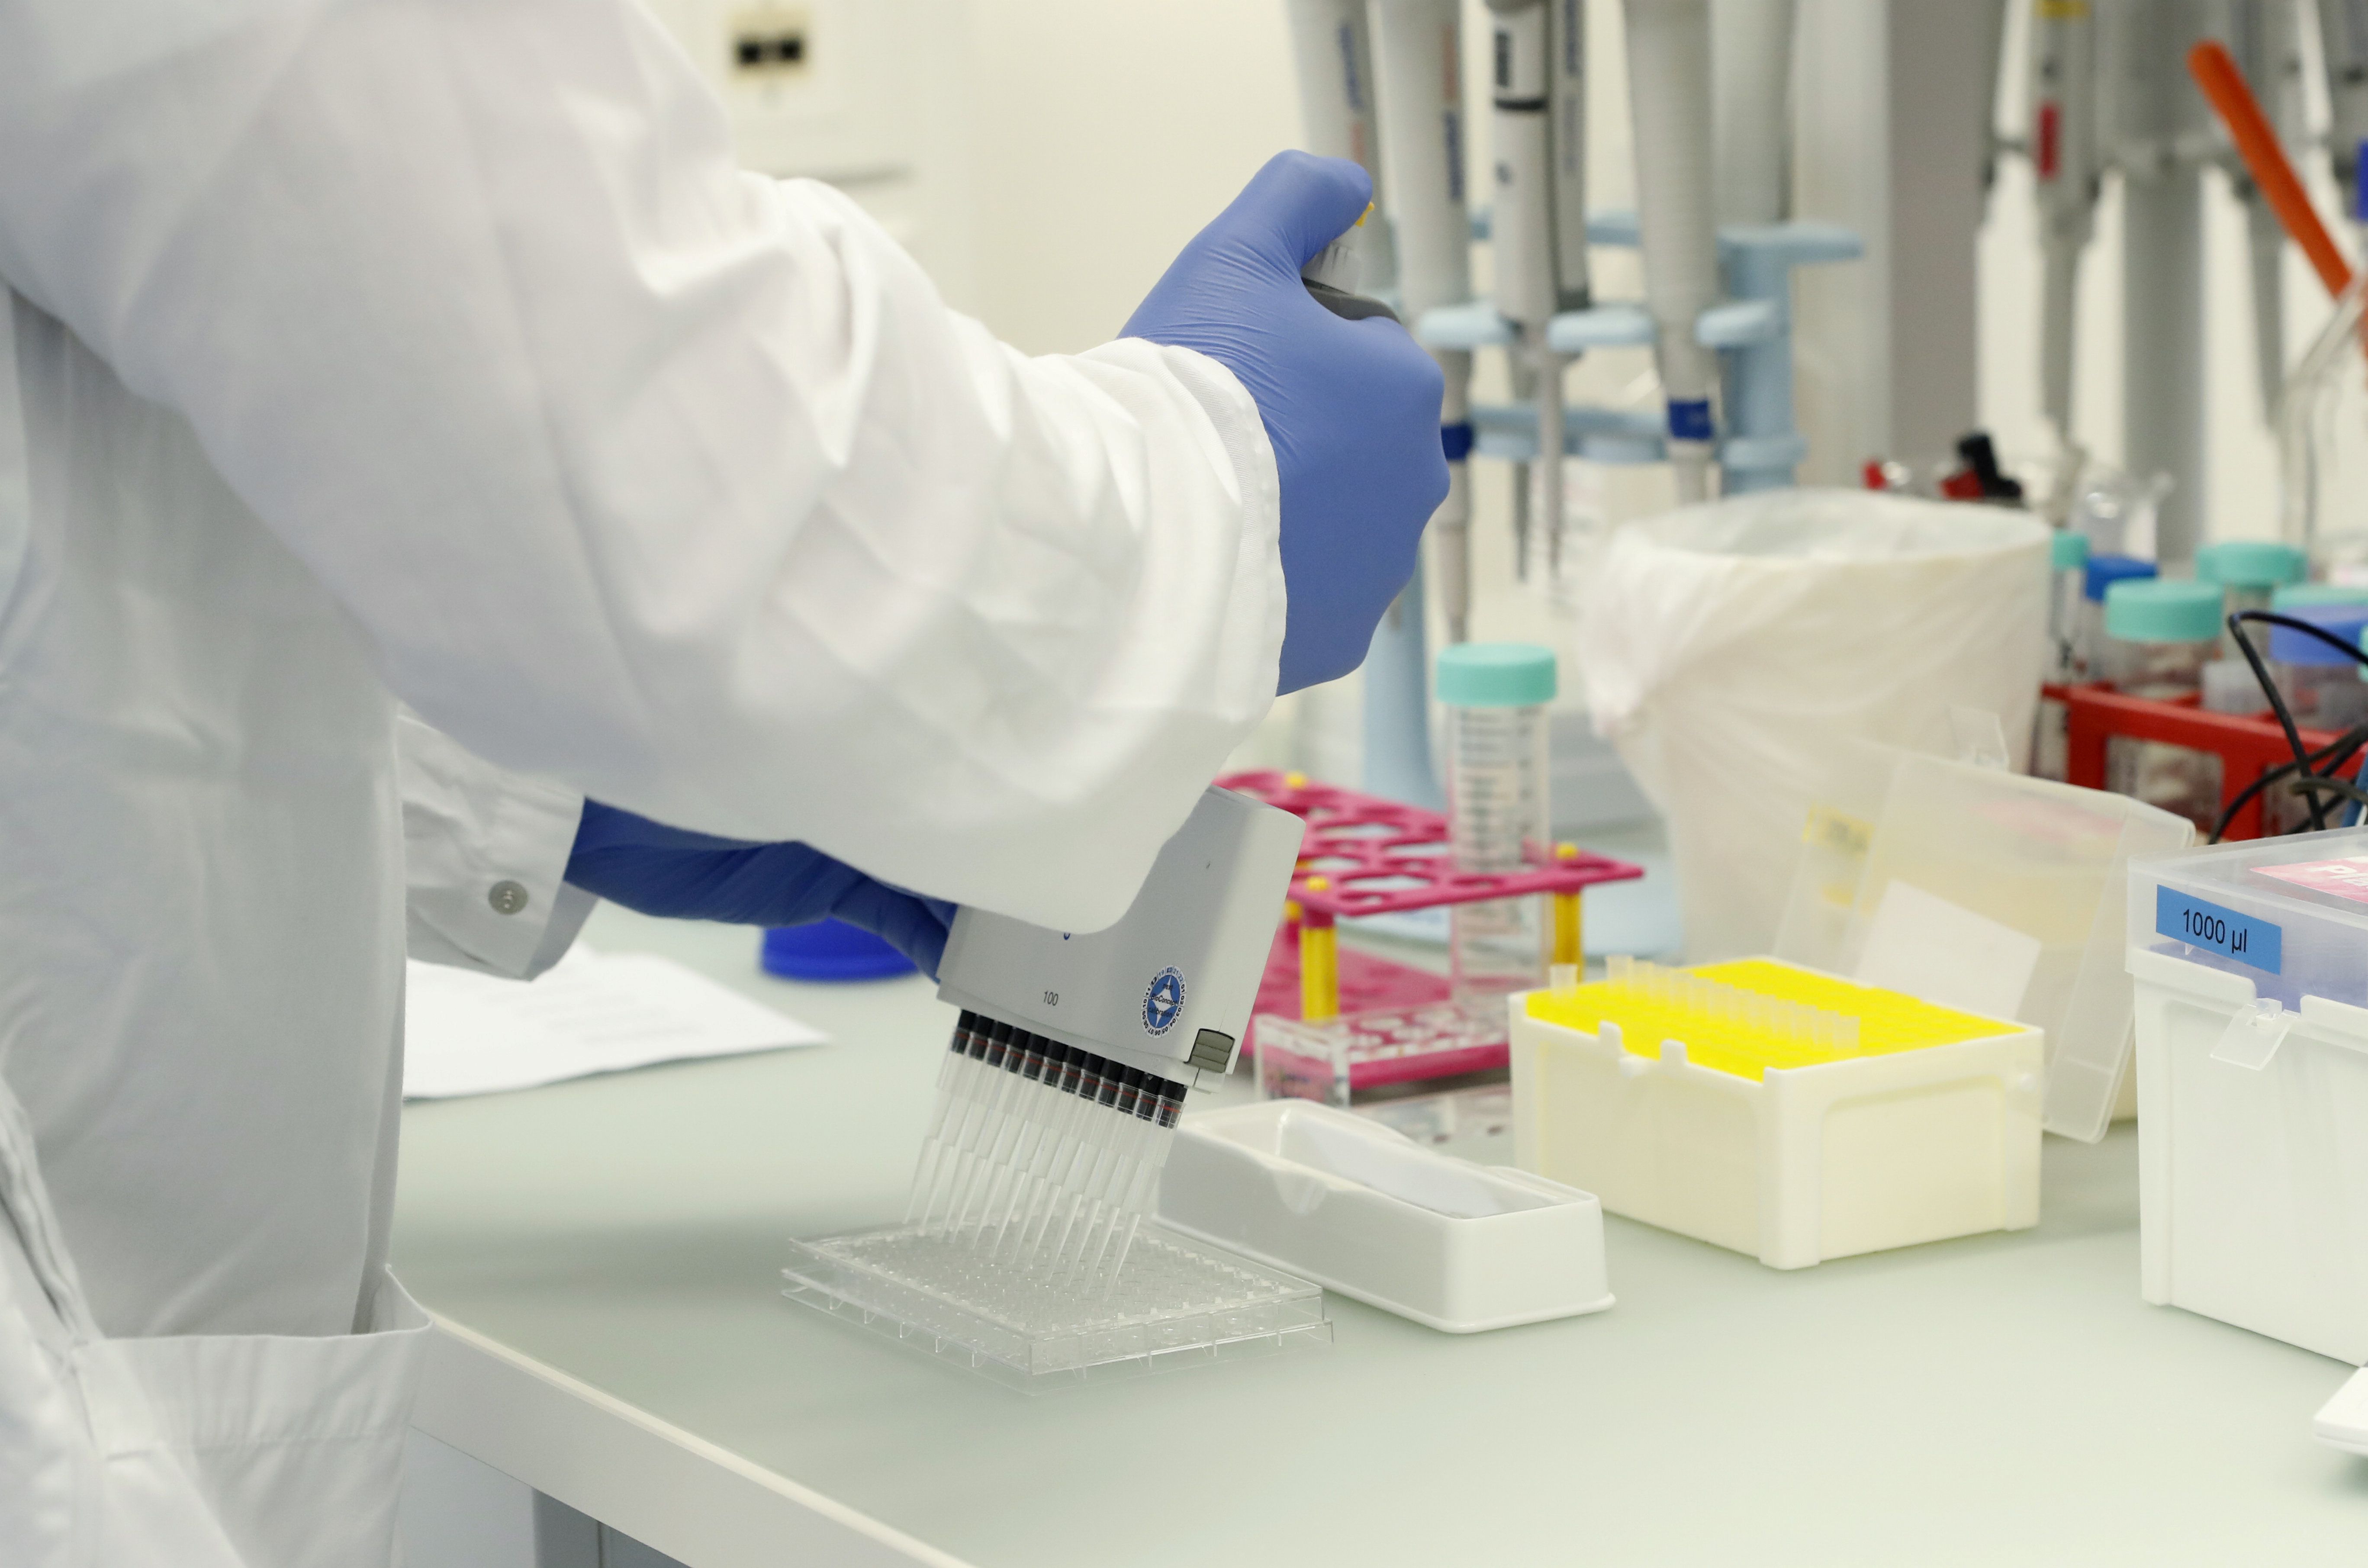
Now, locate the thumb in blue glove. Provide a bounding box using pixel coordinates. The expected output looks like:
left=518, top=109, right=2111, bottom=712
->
left=564, top=800, right=957, bottom=979
left=1123, top=151, right=1448, bottom=694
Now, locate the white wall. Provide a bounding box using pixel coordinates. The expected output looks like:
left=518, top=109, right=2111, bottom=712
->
left=959, top=0, right=1304, bottom=353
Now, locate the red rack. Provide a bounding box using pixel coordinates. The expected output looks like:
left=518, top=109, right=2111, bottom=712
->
left=1217, top=769, right=1644, bottom=918
left=1217, top=770, right=1645, bottom=1024
left=2053, top=682, right=2341, bottom=840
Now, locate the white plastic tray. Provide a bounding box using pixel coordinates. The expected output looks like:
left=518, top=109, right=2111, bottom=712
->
left=2315, top=1367, right=2368, bottom=1455
left=1158, top=1100, right=1613, bottom=1333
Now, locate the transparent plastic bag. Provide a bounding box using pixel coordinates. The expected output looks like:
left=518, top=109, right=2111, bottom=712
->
left=1574, top=489, right=2049, bottom=959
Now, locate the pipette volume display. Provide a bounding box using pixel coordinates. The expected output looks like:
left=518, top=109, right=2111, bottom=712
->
left=903, top=1008, right=1188, bottom=1293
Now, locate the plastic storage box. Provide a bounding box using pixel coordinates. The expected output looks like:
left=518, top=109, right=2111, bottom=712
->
left=1510, top=959, right=2042, bottom=1269
left=1772, top=752, right=2191, bottom=1140
left=2127, top=829, right=2368, bottom=1363
left=1159, top=1100, right=1612, bottom=1332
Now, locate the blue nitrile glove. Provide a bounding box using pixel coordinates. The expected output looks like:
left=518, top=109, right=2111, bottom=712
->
left=565, top=801, right=957, bottom=979
left=1123, top=151, right=1448, bottom=694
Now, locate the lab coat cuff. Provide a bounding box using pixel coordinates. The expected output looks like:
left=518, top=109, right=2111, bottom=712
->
left=1140, top=344, right=1285, bottom=683
left=397, top=711, right=592, bottom=980
left=1154, top=345, right=1284, bottom=608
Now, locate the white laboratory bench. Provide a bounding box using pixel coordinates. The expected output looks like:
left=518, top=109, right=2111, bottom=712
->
left=394, top=905, right=2368, bottom=1568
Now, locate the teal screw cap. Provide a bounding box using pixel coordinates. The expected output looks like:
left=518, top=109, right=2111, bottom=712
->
left=2050, top=531, right=2089, bottom=571
left=2197, top=540, right=2307, bottom=589
left=1436, top=642, right=1557, bottom=708
left=2104, top=579, right=2221, bottom=644
left=2272, top=582, right=2368, bottom=609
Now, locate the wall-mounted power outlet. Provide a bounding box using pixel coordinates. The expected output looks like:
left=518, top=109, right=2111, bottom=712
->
left=729, top=7, right=809, bottom=77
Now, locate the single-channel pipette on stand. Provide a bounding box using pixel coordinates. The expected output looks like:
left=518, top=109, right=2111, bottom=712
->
left=1371, top=0, right=1477, bottom=640
left=2031, top=0, right=2100, bottom=448
left=1487, top=0, right=1565, bottom=581
left=2227, top=0, right=2308, bottom=421
left=1711, top=0, right=1796, bottom=228
left=1546, top=0, right=1590, bottom=579
left=1285, top=0, right=1397, bottom=281
left=1623, top=0, right=1719, bottom=504
left=2323, top=0, right=2368, bottom=234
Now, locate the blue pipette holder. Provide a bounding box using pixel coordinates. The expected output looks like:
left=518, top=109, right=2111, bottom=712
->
left=1416, top=212, right=1863, bottom=493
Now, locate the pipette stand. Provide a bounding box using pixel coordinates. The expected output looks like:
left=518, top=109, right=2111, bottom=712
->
left=1418, top=215, right=1863, bottom=495
left=1360, top=565, right=1445, bottom=811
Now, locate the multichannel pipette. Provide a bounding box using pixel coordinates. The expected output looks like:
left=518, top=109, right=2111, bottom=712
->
left=1284, top=0, right=1398, bottom=292
left=903, top=1012, right=1190, bottom=1285
left=902, top=786, right=1301, bottom=1291
left=1300, top=203, right=1399, bottom=321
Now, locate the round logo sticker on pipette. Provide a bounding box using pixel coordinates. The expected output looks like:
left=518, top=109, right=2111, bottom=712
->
left=1142, top=966, right=1187, bottom=1036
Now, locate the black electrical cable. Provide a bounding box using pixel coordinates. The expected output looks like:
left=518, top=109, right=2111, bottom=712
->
left=2295, top=771, right=2368, bottom=814
left=2208, top=724, right=2368, bottom=842
left=2227, top=610, right=2368, bottom=834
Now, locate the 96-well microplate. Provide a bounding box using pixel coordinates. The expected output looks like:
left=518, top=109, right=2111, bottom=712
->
left=782, top=1223, right=1331, bottom=1388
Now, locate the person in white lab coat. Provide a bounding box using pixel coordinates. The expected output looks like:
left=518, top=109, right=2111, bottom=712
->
left=0, top=2, right=1445, bottom=1564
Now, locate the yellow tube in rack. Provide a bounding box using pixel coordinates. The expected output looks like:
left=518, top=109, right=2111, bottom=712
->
left=1550, top=845, right=1584, bottom=968
left=1299, top=877, right=1340, bottom=1022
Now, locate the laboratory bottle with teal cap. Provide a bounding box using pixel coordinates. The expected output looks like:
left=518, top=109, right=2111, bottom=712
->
left=1437, top=642, right=1556, bottom=1005
left=2197, top=539, right=2306, bottom=657
left=2079, top=553, right=2155, bottom=679
left=2257, top=601, right=2368, bottom=831
left=2101, top=578, right=2223, bottom=830
left=2270, top=601, right=2368, bottom=731
left=2047, top=530, right=2089, bottom=681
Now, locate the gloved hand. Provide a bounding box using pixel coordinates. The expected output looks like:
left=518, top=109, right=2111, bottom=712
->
left=1124, top=151, right=1448, bottom=693
left=565, top=800, right=957, bottom=978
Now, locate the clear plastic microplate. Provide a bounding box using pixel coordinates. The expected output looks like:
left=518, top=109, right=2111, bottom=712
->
left=782, top=1223, right=1331, bottom=1389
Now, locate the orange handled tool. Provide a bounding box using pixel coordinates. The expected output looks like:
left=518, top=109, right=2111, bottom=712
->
left=2189, top=39, right=2352, bottom=298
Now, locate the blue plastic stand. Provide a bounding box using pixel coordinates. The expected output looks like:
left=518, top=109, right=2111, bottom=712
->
left=1361, top=565, right=1446, bottom=810
left=1416, top=213, right=1863, bottom=490
left=761, top=919, right=915, bottom=983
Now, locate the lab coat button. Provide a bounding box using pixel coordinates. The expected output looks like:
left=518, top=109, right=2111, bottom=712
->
left=488, top=880, right=530, bottom=915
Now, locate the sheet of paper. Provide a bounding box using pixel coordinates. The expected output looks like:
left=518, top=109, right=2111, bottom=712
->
left=402, top=946, right=824, bottom=1100
left=1853, top=879, right=2042, bottom=1022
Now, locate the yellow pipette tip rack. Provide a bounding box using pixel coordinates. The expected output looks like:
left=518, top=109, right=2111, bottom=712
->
left=1524, top=956, right=2014, bottom=1082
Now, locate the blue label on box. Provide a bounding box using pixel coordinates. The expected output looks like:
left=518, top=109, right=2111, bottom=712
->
left=2156, top=886, right=2283, bottom=973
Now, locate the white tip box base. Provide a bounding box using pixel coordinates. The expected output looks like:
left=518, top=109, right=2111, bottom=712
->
left=1158, top=1101, right=1613, bottom=1333
left=2129, top=945, right=2368, bottom=1365
left=1509, top=983, right=2043, bottom=1269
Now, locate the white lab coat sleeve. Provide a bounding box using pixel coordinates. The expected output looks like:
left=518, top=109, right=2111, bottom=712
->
left=0, top=0, right=1286, bottom=936
left=396, top=711, right=595, bottom=980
